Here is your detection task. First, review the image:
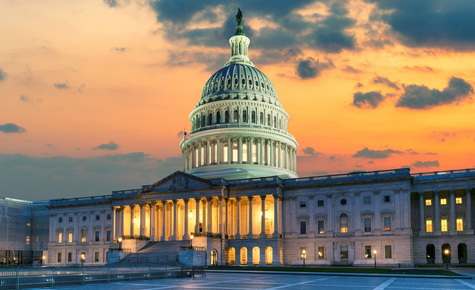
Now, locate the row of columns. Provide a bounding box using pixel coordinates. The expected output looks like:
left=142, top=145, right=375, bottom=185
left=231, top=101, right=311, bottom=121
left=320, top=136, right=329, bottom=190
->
left=183, top=137, right=297, bottom=172
left=112, top=195, right=283, bottom=242
left=418, top=188, right=472, bottom=234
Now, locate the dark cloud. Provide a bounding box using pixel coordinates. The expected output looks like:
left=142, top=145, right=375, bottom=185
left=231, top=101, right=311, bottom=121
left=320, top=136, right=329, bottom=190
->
left=92, top=141, right=120, bottom=151
left=0, top=68, right=6, bottom=81
left=54, top=82, right=70, bottom=90
left=103, top=0, right=119, bottom=7
left=370, top=0, right=475, bottom=50
left=313, top=10, right=356, bottom=53
left=396, top=77, right=473, bottom=109
left=0, top=153, right=183, bottom=200
left=296, top=57, right=334, bottom=79
left=412, top=160, right=440, bottom=168
left=0, top=123, right=26, bottom=134
left=405, top=149, right=437, bottom=155
left=302, top=146, right=321, bottom=156
left=353, top=147, right=403, bottom=159
left=403, top=66, right=434, bottom=72
left=343, top=65, right=361, bottom=73
left=372, top=76, right=400, bottom=90
left=352, top=91, right=384, bottom=109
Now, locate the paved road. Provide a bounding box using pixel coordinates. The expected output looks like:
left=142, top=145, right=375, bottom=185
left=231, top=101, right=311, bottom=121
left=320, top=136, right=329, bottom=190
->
left=31, top=272, right=475, bottom=290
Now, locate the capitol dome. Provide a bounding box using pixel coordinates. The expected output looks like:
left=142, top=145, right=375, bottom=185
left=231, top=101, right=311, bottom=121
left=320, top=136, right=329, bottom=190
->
left=180, top=10, right=298, bottom=180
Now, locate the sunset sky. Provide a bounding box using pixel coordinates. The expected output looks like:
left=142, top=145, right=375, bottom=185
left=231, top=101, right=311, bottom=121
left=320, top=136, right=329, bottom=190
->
left=1, top=0, right=475, bottom=201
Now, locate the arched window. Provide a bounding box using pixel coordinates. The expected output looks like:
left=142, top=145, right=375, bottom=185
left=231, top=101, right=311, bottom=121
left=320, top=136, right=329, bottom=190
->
left=340, top=213, right=348, bottom=233
left=426, top=244, right=435, bottom=264
left=227, top=247, right=235, bottom=265
left=458, top=243, right=467, bottom=264
left=216, top=111, right=221, bottom=124
left=267, top=114, right=271, bottom=126
left=242, top=110, right=248, bottom=122
left=224, top=110, right=230, bottom=123
left=442, top=244, right=451, bottom=264
left=240, top=247, right=248, bottom=265
left=251, top=111, right=256, bottom=123
left=233, top=110, right=239, bottom=122
left=273, top=116, right=277, bottom=128
left=260, top=112, right=264, bottom=124
left=201, top=115, right=206, bottom=127
left=208, top=113, right=213, bottom=125
left=210, top=250, right=217, bottom=266
left=265, top=247, right=273, bottom=265
left=252, top=247, right=260, bottom=265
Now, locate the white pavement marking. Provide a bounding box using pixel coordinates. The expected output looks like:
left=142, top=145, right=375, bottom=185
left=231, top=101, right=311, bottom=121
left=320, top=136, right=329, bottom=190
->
left=456, top=279, right=475, bottom=289
left=372, top=278, right=396, bottom=290
left=265, top=276, right=336, bottom=289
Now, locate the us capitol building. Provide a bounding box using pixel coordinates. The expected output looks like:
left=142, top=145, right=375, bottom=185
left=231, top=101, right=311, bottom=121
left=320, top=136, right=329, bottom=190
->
left=1, top=11, right=475, bottom=268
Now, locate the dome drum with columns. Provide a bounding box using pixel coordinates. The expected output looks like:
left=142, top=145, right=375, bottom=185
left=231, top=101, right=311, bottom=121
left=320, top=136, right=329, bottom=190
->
left=181, top=13, right=298, bottom=180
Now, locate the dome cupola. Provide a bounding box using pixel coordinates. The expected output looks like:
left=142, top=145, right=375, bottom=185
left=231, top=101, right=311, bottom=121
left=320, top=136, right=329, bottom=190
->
left=180, top=9, right=298, bottom=180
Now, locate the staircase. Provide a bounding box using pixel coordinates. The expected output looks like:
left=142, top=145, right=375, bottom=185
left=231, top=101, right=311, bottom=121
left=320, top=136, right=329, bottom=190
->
left=120, top=240, right=190, bottom=264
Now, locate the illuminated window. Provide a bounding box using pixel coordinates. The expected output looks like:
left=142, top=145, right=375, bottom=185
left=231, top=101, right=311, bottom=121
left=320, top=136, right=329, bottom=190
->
left=457, top=218, right=464, bottom=231
left=57, top=232, right=63, bottom=243
left=242, top=143, right=248, bottom=163
left=425, top=199, right=432, bottom=206
left=317, top=220, right=325, bottom=234
left=81, top=227, right=87, bottom=242
left=384, top=217, right=392, bottom=231
left=26, top=236, right=30, bottom=245
left=317, top=247, right=324, bottom=259
left=441, top=219, right=448, bottom=232
left=456, top=197, right=463, bottom=204
left=440, top=198, right=447, bottom=205
left=68, top=232, right=73, bottom=243
left=426, top=219, right=433, bottom=232
left=340, top=213, right=348, bottom=233
left=365, top=246, right=372, bottom=259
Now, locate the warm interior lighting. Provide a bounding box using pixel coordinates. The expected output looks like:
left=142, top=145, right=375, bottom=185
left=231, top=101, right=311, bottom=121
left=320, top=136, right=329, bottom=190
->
left=133, top=218, right=137, bottom=224
left=189, top=211, right=193, bottom=219
left=118, top=237, right=122, bottom=243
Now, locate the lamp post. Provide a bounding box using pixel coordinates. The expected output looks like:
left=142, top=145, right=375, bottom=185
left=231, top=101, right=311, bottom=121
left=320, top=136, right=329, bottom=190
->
left=301, top=249, right=307, bottom=268
left=80, top=253, right=85, bottom=268
left=373, top=250, right=377, bottom=269
left=190, top=234, right=194, bottom=249
left=118, top=237, right=122, bottom=252
left=444, top=249, right=450, bottom=269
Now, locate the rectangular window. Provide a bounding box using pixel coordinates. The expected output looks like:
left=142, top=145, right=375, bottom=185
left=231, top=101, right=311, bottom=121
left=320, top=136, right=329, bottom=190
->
left=440, top=198, right=447, bottom=205
left=26, top=236, right=30, bottom=245
left=57, top=232, right=63, bottom=243
left=69, top=216, right=73, bottom=222
left=107, top=214, right=112, bottom=220
left=385, top=245, right=392, bottom=259
left=426, top=220, right=433, bottom=232
left=457, top=218, right=464, bottom=231
left=68, top=232, right=73, bottom=243
left=425, top=199, right=432, bottom=206
left=317, top=247, right=324, bottom=259
left=384, top=217, right=392, bottom=231
left=441, top=219, right=448, bottom=231
left=317, top=200, right=324, bottom=207
left=81, top=228, right=87, bottom=242
left=340, top=246, right=348, bottom=260
left=383, top=195, right=391, bottom=203
left=363, top=196, right=371, bottom=204
left=95, top=215, right=100, bottom=221
left=456, top=197, right=463, bottom=204
left=58, top=217, right=63, bottom=223
left=317, top=220, right=325, bottom=234
left=299, top=201, right=307, bottom=208
left=94, top=252, right=99, bottom=263
left=95, top=231, right=100, bottom=242
left=57, top=253, right=62, bottom=263
left=365, top=246, right=372, bottom=259
left=364, top=218, right=372, bottom=232
left=67, top=252, right=72, bottom=262
left=300, top=221, right=307, bottom=235
left=106, top=230, right=111, bottom=241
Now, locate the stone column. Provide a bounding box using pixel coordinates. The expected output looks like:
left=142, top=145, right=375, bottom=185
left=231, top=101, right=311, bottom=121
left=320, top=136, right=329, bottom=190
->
left=450, top=190, right=456, bottom=234
left=419, top=192, right=425, bottom=234
left=112, top=206, right=117, bottom=240
left=207, top=197, right=212, bottom=233
left=140, top=203, right=146, bottom=237
left=248, top=138, right=253, bottom=163
left=172, top=200, right=178, bottom=240
left=236, top=197, right=241, bottom=239
left=161, top=201, right=167, bottom=241
left=238, top=138, right=242, bottom=164
left=183, top=199, right=189, bottom=239
left=129, top=205, right=135, bottom=237
left=248, top=196, right=254, bottom=239
left=150, top=202, right=157, bottom=241
left=260, top=195, right=266, bottom=238
left=217, top=138, right=222, bottom=164
left=466, top=188, right=472, bottom=233
left=206, top=139, right=210, bottom=165
left=227, top=138, right=232, bottom=164
left=195, top=198, right=201, bottom=234
left=224, top=198, right=229, bottom=237
left=273, top=195, right=280, bottom=238
left=117, top=206, right=123, bottom=238
left=434, top=191, right=440, bottom=234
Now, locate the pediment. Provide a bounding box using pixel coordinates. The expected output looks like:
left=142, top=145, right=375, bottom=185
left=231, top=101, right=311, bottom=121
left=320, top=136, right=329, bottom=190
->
left=139, top=171, right=220, bottom=194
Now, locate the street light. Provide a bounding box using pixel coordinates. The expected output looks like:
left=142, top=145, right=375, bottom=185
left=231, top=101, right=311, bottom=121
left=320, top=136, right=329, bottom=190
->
left=41, top=255, right=46, bottom=266
left=373, top=250, right=377, bottom=269
left=444, top=249, right=450, bottom=269
left=190, top=234, right=194, bottom=249
left=300, top=249, right=307, bottom=268
left=118, top=237, right=122, bottom=252
left=80, top=253, right=85, bottom=268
